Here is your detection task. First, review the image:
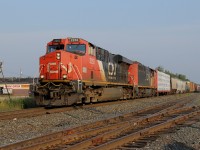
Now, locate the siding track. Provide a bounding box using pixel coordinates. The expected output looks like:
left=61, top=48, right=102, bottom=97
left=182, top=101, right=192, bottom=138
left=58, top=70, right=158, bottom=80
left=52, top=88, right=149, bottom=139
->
left=0, top=94, right=192, bottom=121
left=1, top=94, right=199, bottom=150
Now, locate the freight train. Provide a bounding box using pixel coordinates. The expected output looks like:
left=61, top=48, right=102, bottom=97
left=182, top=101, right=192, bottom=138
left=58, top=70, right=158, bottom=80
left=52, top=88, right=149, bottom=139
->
left=34, top=37, right=199, bottom=106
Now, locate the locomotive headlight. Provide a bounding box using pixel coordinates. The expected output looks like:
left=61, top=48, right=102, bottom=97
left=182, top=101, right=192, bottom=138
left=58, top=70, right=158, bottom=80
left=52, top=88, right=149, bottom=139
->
left=63, top=74, right=67, bottom=79
left=40, top=75, right=44, bottom=79
left=56, top=53, right=61, bottom=60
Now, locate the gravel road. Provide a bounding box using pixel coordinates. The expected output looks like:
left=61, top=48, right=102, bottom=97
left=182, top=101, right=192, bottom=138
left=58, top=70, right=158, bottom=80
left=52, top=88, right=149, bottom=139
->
left=0, top=93, right=200, bottom=149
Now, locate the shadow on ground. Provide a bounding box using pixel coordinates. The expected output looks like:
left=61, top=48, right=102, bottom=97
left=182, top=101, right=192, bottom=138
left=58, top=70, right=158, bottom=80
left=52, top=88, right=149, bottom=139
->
left=164, top=141, right=195, bottom=150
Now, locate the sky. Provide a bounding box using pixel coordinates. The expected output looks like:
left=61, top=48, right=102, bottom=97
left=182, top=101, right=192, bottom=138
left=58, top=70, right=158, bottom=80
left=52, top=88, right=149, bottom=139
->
left=0, top=0, right=200, bottom=83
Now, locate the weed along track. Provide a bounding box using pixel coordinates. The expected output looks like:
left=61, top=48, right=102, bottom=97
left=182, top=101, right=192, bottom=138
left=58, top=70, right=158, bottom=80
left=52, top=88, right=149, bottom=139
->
left=0, top=99, right=132, bottom=121
left=0, top=100, right=129, bottom=121
left=1, top=94, right=200, bottom=150
left=0, top=94, right=193, bottom=121
left=0, top=107, right=45, bottom=120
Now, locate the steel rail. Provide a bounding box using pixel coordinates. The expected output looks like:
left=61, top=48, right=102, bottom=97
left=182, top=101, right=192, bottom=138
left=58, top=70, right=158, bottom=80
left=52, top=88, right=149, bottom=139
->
left=0, top=99, right=131, bottom=120
left=61, top=102, right=195, bottom=150
left=0, top=93, right=193, bottom=121
left=92, top=108, right=200, bottom=150
left=0, top=95, right=195, bottom=150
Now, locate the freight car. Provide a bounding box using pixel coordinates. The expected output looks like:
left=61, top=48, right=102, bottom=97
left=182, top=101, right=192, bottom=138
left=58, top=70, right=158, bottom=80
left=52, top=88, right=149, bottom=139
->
left=196, top=85, right=200, bottom=92
left=186, top=81, right=196, bottom=92
left=34, top=37, right=197, bottom=107
left=194, top=83, right=200, bottom=92
left=156, top=70, right=171, bottom=95
left=171, top=77, right=186, bottom=94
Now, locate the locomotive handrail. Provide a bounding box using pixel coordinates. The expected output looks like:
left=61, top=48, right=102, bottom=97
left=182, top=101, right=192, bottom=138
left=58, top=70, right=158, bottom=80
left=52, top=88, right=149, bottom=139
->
left=39, top=64, right=44, bottom=74
left=50, top=82, right=62, bottom=87
left=36, top=82, right=49, bottom=88
left=129, top=75, right=134, bottom=85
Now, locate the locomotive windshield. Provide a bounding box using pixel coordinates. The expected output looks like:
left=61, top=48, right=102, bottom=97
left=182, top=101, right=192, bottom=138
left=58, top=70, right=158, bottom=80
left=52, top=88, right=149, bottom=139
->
left=67, top=44, right=86, bottom=55
left=47, top=44, right=64, bottom=53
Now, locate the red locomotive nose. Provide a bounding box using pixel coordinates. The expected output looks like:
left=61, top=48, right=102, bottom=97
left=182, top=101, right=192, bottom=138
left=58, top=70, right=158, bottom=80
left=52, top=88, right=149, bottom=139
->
left=39, top=51, right=63, bottom=80
left=46, top=52, right=61, bottom=80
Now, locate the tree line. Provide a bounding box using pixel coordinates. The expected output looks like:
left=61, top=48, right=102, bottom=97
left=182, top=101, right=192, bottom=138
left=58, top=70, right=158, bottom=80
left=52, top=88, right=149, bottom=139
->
left=0, top=77, right=37, bottom=83
left=156, top=66, right=189, bottom=81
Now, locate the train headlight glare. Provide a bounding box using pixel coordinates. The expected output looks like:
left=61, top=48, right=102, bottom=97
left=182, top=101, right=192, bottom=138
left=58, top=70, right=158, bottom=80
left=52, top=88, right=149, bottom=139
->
left=40, top=75, right=44, bottom=79
left=56, top=53, right=61, bottom=60
left=63, top=74, right=67, bottom=79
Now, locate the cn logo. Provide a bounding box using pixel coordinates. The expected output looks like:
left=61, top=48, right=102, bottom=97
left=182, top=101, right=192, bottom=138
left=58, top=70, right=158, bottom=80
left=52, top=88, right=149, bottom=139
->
left=47, top=62, right=58, bottom=73
left=67, top=62, right=73, bottom=73
left=108, top=62, right=117, bottom=76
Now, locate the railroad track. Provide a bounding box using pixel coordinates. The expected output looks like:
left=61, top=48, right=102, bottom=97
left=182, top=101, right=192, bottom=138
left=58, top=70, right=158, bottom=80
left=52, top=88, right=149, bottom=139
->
left=0, top=99, right=137, bottom=120
left=1, top=94, right=199, bottom=150
left=0, top=94, right=193, bottom=121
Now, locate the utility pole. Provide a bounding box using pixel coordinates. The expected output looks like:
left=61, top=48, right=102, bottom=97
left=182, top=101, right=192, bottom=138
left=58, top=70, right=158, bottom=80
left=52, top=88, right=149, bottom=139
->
left=19, top=68, right=22, bottom=82
left=0, top=61, right=11, bottom=101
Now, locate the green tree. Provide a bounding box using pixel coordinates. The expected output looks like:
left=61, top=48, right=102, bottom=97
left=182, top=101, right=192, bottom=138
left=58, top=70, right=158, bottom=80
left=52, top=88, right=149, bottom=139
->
left=156, top=66, right=164, bottom=72
left=156, top=66, right=190, bottom=81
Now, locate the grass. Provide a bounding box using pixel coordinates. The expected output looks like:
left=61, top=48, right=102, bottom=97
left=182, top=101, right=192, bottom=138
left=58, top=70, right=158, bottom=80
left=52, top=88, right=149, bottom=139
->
left=0, top=96, right=37, bottom=112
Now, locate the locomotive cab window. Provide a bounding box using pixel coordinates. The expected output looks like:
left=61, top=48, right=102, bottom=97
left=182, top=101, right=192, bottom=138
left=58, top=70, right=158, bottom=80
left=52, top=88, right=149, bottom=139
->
left=67, top=44, right=86, bottom=56
left=101, top=49, right=104, bottom=61
left=96, top=48, right=107, bottom=61
left=47, top=44, right=64, bottom=53
left=96, top=48, right=101, bottom=60
left=104, top=50, right=109, bottom=62
left=88, top=43, right=96, bottom=56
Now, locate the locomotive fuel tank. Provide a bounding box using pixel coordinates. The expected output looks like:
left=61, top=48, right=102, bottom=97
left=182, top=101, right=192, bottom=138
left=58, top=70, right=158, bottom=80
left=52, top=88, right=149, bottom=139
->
left=97, top=87, right=123, bottom=101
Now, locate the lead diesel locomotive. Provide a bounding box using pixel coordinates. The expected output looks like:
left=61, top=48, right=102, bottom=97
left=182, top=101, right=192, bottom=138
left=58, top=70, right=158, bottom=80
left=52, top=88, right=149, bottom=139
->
left=34, top=38, right=156, bottom=106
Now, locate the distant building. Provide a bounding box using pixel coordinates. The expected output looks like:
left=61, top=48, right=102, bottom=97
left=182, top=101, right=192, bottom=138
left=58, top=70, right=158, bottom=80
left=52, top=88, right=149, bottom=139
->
left=0, top=83, right=31, bottom=96
left=0, top=77, right=38, bottom=84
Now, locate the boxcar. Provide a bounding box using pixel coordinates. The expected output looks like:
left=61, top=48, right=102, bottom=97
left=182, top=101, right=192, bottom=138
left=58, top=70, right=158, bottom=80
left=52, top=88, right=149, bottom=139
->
left=190, top=82, right=195, bottom=92
left=156, top=70, right=171, bottom=95
left=171, top=77, right=186, bottom=93
left=197, top=85, right=200, bottom=92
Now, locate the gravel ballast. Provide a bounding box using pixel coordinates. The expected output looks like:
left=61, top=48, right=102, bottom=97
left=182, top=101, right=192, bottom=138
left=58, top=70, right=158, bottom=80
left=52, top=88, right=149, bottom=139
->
left=0, top=93, right=200, bottom=149
left=135, top=122, right=200, bottom=150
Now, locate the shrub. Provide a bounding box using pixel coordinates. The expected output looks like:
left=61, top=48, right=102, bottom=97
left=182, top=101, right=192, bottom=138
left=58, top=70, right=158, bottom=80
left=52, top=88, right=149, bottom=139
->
left=0, top=96, right=37, bottom=112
